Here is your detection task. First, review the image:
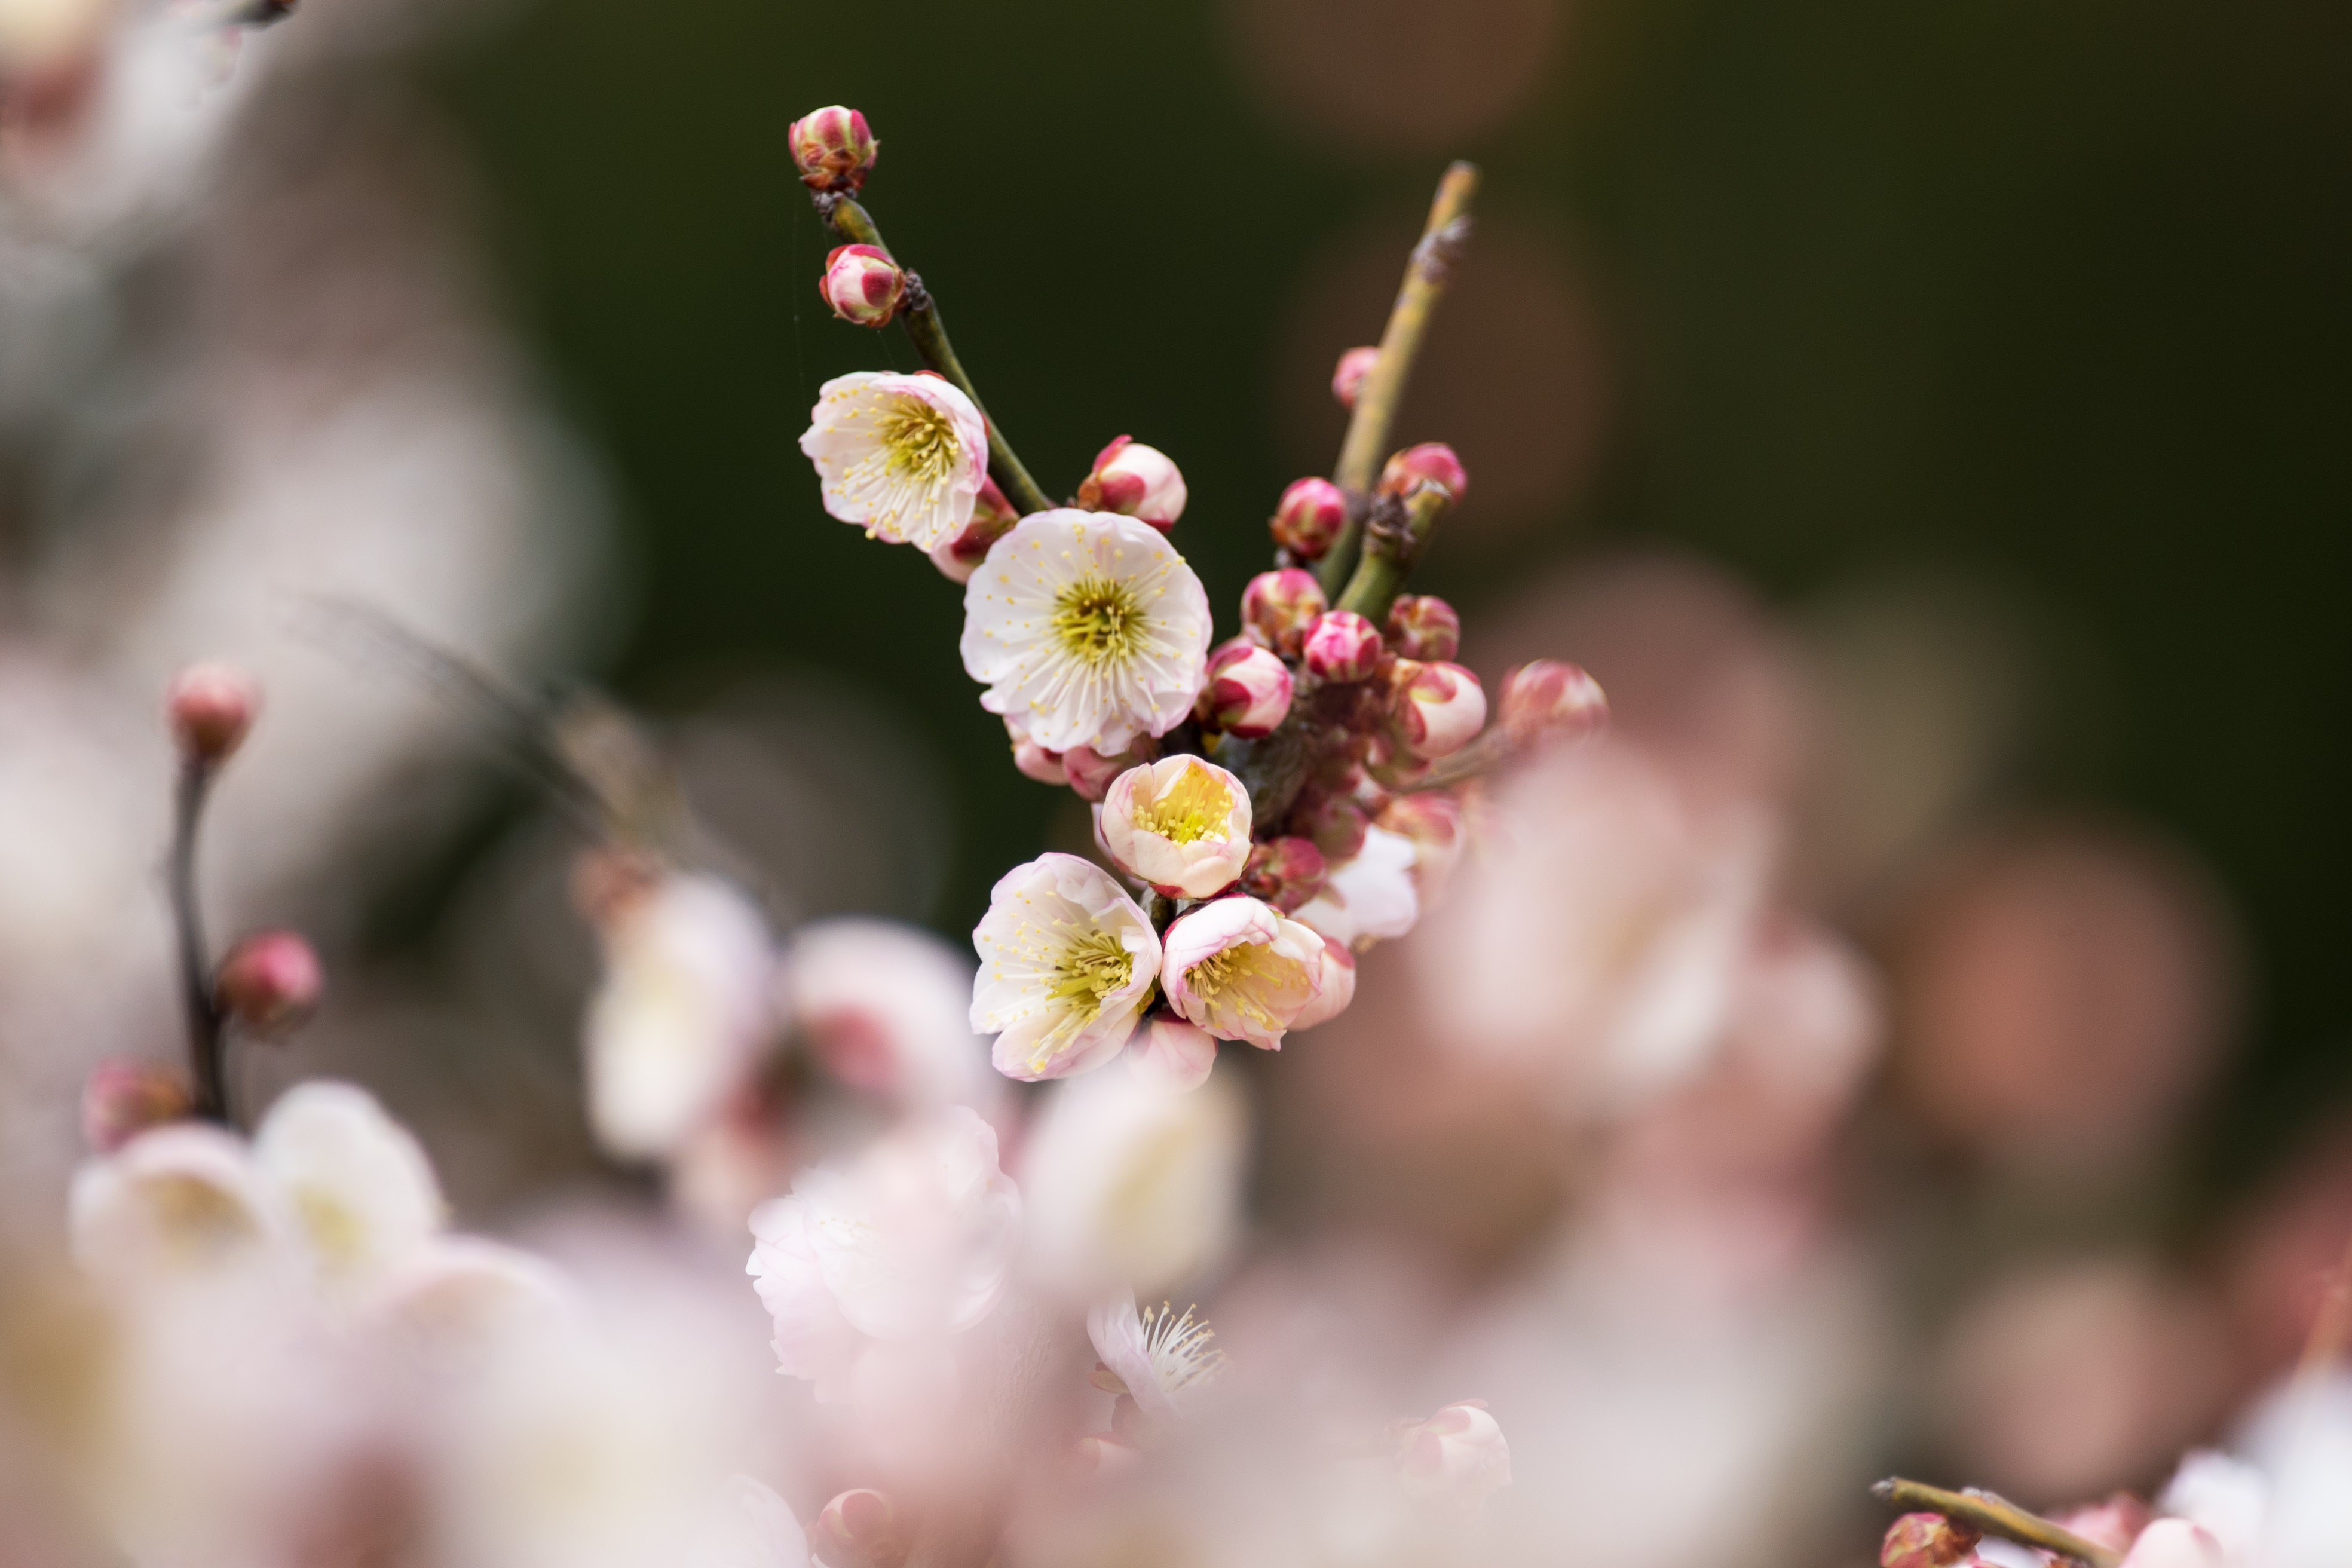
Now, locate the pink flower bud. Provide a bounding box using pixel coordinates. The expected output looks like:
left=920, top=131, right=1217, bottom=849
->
left=1241, top=569, right=1327, bottom=659
left=1301, top=610, right=1383, bottom=682
left=1288, top=935, right=1356, bottom=1029
left=1390, top=659, right=1486, bottom=760
left=820, top=243, right=905, bottom=327
left=1879, top=1514, right=1982, bottom=1568
left=212, top=930, right=323, bottom=1039
left=815, top=1488, right=910, bottom=1568
left=1361, top=731, right=1431, bottom=791
left=81, top=1059, right=191, bottom=1153
left=1385, top=594, right=1460, bottom=661
left=1294, top=791, right=1368, bottom=863
left=1076, top=436, right=1187, bottom=531
left=787, top=105, right=878, bottom=193
left=930, top=475, right=1022, bottom=584
left=1004, top=716, right=1066, bottom=785
left=1377, top=441, right=1467, bottom=503
left=166, top=662, right=258, bottom=765
left=2117, top=1520, right=2225, bottom=1568
left=1499, top=659, right=1609, bottom=748
left=1270, top=477, right=1348, bottom=561
left=1378, top=791, right=1465, bottom=890
left=1331, top=345, right=1378, bottom=409
left=1063, top=736, right=1160, bottom=803
left=1197, top=639, right=1293, bottom=738
left=1239, top=835, right=1327, bottom=913
left=1126, top=1012, right=1219, bottom=1092
left=1394, top=1399, right=1511, bottom=1508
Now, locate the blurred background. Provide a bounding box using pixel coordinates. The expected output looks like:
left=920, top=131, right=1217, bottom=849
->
left=0, top=0, right=2347, bottom=1561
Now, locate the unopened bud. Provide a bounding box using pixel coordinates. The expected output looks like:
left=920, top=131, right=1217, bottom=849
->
left=1076, top=436, right=1187, bottom=531
left=787, top=105, right=878, bottom=193
left=1270, top=476, right=1348, bottom=561
left=1241, top=569, right=1326, bottom=659
left=1238, top=835, right=1326, bottom=912
left=1294, top=791, right=1368, bottom=863
left=1499, top=659, right=1608, bottom=748
left=1390, top=659, right=1486, bottom=760
left=1377, top=791, right=1465, bottom=890
left=816, top=1489, right=910, bottom=1568
left=81, top=1059, right=191, bottom=1153
left=1004, top=717, right=1065, bottom=785
left=1062, top=736, right=1159, bottom=803
left=929, top=476, right=1022, bottom=584
left=1301, top=610, right=1383, bottom=682
left=1197, top=639, right=1293, bottom=738
left=1385, top=595, right=1459, bottom=661
left=1361, top=731, right=1431, bottom=791
left=1377, top=442, right=1467, bottom=503
left=213, top=930, right=323, bottom=1039
left=1331, top=345, right=1378, bottom=409
left=166, top=662, right=258, bottom=765
left=1879, top=1514, right=1981, bottom=1568
left=820, top=244, right=904, bottom=327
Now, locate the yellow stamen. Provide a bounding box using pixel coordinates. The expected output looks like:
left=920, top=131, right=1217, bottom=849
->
left=1052, top=573, right=1144, bottom=666
left=1132, top=761, right=1234, bottom=844
left=878, top=395, right=961, bottom=483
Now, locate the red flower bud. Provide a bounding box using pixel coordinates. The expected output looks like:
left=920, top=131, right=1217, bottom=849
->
left=1879, top=1514, right=1980, bottom=1568
left=213, top=930, right=323, bottom=1039
left=820, top=244, right=905, bottom=327
left=166, top=662, right=258, bottom=766
left=1331, top=345, right=1378, bottom=409
left=1270, top=477, right=1348, bottom=561
left=788, top=105, right=878, bottom=193
left=1377, top=442, right=1467, bottom=503
left=1239, top=836, right=1327, bottom=913
left=1499, top=660, right=1608, bottom=748
left=929, top=476, right=1022, bottom=584
left=1385, top=594, right=1460, bottom=661
left=81, top=1059, right=191, bottom=1152
left=1076, top=436, right=1186, bottom=531
left=1389, top=659, right=1486, bottom=760
left=1301, top=610, right=1383, bottom=682
left=1241, top=569, right=1326, bottom=659
left=1198, top=639, right=1293, bottom=738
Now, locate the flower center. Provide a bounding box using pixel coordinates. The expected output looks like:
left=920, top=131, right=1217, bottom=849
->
left=1049, top=927, right=1135, bottom=1024
left=1141, top=1301, right=1227, bottom=1398
left=879, top=396, right=961, bottom=485
left=1184, top=941, right=1269, bottom=1004
left=1133, top=762, right=1233, bottom=844
left=1052, top=574, right=1144, bottom=666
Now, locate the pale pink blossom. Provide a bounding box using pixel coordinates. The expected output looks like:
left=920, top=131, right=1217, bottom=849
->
left=1160, top=896, right=1327, bottom=1049
left=1394, top=1399, right=1511, bottom=1507
left=777, top=918, right=994, bottom=1110
left=801, top=370, right=989, bottom=550
left=1197, top=638, right=1293, bottom=737
left=1293, top=825, right=1422, bottom=949
left=930, top=476, right=1023, bottom=584
left=1063, top=735, right=1157, bottom=802
left=1100, top=755, right=1254, bottom=899
left=1003, top=712, right=1067, bottom=783
left=1086, top=1292, right=1227, bottom=1423
left=1389, top=659, right=1486, bottom=760
left=970, top=852, right=1162, bottom=1080
left=961, top=509, right=1212, bottom=755
left=1078, top=435, right=1187, bottom=530
left=1288, top=936, right=1358, bottom=1030
left=2118, top=1520, right=2227, bottom=1568
left=1126, top=1013, right=1220, bottom=1092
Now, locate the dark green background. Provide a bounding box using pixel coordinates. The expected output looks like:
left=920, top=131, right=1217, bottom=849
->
left=421, top=0, right=2349, bottom=1178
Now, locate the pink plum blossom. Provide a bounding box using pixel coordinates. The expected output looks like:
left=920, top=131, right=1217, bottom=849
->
left=1393, top=1399, right=1511, bottom=1507
left=1288, top=936, right=1358, bottom=1030
left=1077, top=435, right=1187, bottom=531
left=1293, top=825, right=1422, bottom=950
left=1086, top=1292, right=1227, bottom=1425
left=970, top=852, right=1162, bottom=1080
left=801, top=370, right=989, bottom=551
left=1159, top=895, right=1325, bottom=1049
left=1125, top=1013, right=1220, bottom=1092
left=1197, top=638, right=1293, bottom=737
left=1099, top=755, right=1254, bottom=899
left=1388, top=658, right=1486, bottom=760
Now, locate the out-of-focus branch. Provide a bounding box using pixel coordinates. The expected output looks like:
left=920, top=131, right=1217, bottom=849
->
left=816, top=194, right=1054, bottom=518
left=1316, top=161, right=1480, bottom=598
left=169, top=761, right=228, bottom=1124
left=2298, top=1229, right=2352, bottom=1378
left=1872, top=1479, right=2121, bottom=1568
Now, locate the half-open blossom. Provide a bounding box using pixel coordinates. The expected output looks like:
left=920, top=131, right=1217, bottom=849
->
left=1500, top=658, right=1609, bottom=747
left=1393, top=1400, right=1511, bottom=1508
left=1101, top=755, right=1254, bottom=899
left=787, top=105, right=877, bottom=192
left=1241, top=568, right=1325, bottom=657
left=1389, top=658, right=1486, bottom=759
left=1197, top=638, right=1293, bottom=737
left=1087, top=1293, right=1228, bottom=1424
left=1238, top=835, right=1327, bottom=913
left=1126, top=1013, right=1220, bottom=1092
left=1385, top=595, right=1460, bottom=660
left=1270, top=476, right=1348, bottom=561
left=972, top=853, right=1163, bottom=1080
left=1302, top=610, right=1383, bottom=682
left=1160, top=896, right=1325, bottom=1050
left=584, top=874, right=776, bottom=1162
left=1378, top=791, right=1466, bottom=892
left=251, top=1080, right=449, bottom=1292
left=820, top=244, right=905, bottom=327
left=961, top=509, right=1212, bottom=755
left=1288, top=936, right=1357, bottom=1030
left=1331, top=345, right=1378, bottom=408
left=1077, top=436, right=1187, bottom=531
left=1377, top=441, right=1467, bottom=502
left=802, top=370, right=989, bottom=552
left=929, top=476, right=1022, bottom=584
left=1294, top=825, right=1422, bottom=949
left=746, top=1108, right=1021, bottom=1401
left=777, top=918, right=994, bottom=1110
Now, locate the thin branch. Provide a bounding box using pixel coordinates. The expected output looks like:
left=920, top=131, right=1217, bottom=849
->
left=170, top=760, right=229, bottom=1125
left=1335, top=486, right=1450, bottom=625
left=1872, top=1479, right=2121, bottom=1568
left=816, top=195, right=1055, bottom=518
left=1316, top=161, right=1481, bottom=598
left=2297, top=1227, right=2352, bottom=1379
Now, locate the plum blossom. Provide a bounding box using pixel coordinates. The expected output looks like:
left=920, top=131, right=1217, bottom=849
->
left=777, top=917, right=995, bottom=1111
left=584, top=873, right=777, bottom=1162
left=1196, top=638, right=1293, bottom=737
left=1160, top=895, right=1326, bottom=1050
left=746, top=1108, right=1021, bottom=1402
left=1388, top=659, right=1486, bottom=760
left=2118, top=1520, right=2228, bottom=1568
left=801, top=370, right=990, bottom=550
left=1086, top=1292, right=1228, bottom=1425
left=1288, top=936, right=1358, bottom=1031
left=1078, top=435, right=1187, bottom=531
left=1100, top=755, right=1254, bottom=899
left=687, top=1477, right=811, bottom=1568
left=971, top=852, right=1163, bottom=1080
left=1126, top=1013, right=1221, bottom=1092
left=1392, top=1399, right=1512, bottom=1508
left=961, top=509, right=1212, bottom=755
left=1293, top=825, right=1422, bottom=950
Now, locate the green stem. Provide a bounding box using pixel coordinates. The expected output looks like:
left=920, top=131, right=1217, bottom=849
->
left=1336, top=487, right=1450, bottom=626
left=820, top=197, right=1055, bottom=518
left=1871, top=1480, right=2121, bottom=1568
left=1316, top=161, right=1481, bottom=598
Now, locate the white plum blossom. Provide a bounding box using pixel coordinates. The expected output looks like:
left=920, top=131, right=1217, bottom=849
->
left=1086, top=1292, right=1228, bottom=1424
left=777, top=917, right=996, bottom=1111
left=1293, top=825, right=1422, bottom=950
left=1393, top=1399, right=1512, bottom=1508
left=1159, top=895, right=1326, bottom=1051
left=746, top=1108, right=1021, bottom=1402
left=960, top=509, right=1212, bottom=756
left=1288, top=935, right=1358, bottom=1031
left=584, top=874, right=777, bottom=1162
left=1126, top=1013, right=1221, bottom=1092
left=1099, top=755, right=1254, bottom=899
left=800, top=370, right=990, bottom=550
left=971, top=852, right=1163, bottom=1081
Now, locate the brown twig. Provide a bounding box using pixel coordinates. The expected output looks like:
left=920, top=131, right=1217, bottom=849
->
left=1871, top=1479, right=2121, bottom=1568
left=169, top=760, right=229, bottom=1125
left=1316, top=162, right=1480, bottom=598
